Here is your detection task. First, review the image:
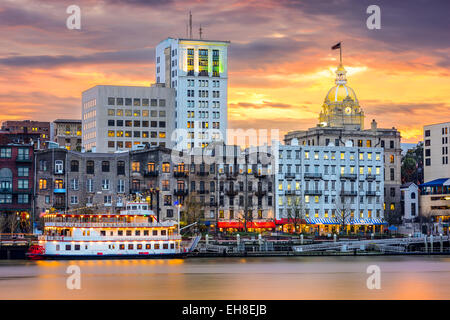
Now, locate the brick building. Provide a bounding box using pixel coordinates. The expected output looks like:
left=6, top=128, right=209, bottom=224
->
left=0, top=142, right=34, bottom=232
left=1, top=120, right=51, bottom=149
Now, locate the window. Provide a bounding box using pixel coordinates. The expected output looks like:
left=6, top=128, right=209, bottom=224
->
left=0, top=148, right=11, bottom=158
left=55, top=160, right=64, bottom=174
left=117, top=180, right=125, bottom=193
left=71, top=160, right=79, bottom=172
left=86, top=179, right=94, bottom=192
left=102, top=161, right=110, bottom=172
left=132, top=161, right=140, bottom=172
left=102, top=179, right=110, bottom=190
left=18, top=179, right=29, bottom=189
left=39, top=179, right=47, bottom=190
left=18, top=194, right=29, bottom=204
left=117, top=161, right=125, bottom=175
left=18, top=167, right=29, bottom=177
left=70, top=179, right=79, bottom=190
left=86, top=160, right=94, bottom=174
left=70, top=196, right=78, bottom=204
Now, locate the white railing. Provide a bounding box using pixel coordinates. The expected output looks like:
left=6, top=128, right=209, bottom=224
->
left=39, top=235, right=181, bottom=241
left=45, top=221, right=176, bottom=228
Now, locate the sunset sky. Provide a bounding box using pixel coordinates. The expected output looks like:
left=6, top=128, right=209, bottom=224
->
left=0, top=0, right=449, bottom=143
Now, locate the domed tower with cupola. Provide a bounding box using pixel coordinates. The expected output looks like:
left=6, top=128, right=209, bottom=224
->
left=318, top=60, right=365, bottom=130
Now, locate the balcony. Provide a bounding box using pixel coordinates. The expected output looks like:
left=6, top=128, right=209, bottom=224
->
left=340, top=190, right=358, bottom=196
left=16, top=156, right=32, bottom=163
left=143, top=170, right=159, bottom=177
left=304, top=189, right=322, bottom=196
left=0, top=187, right=12, bottom=193
left=174, top=171, right=188, bottom=178
left=198, top=189, right=209, bottom=194
left=196, top=171, right=209, bottom=176
left=54, top=169, right=64, bottom=175
left=254, top=172, right=267, bottom=178
left=226, top=172, right=238, bottom=180
left=173, top=188, right=188, bottom=196
left=304, top=172, right=322, bottom=179
left=53, top=203, right=66, bottom=209
left=366, top=191, right=377, bottom=196
left=340, top=173, right=357, bottom=180
left=226, top=189, right=238, bottom=197
left=209, top=202, right=218, bottom=207
left=366, top=174, right=377, bottom=181
left=284, top=173, right=296, bottom=180
left=255, top=189, right=267, bottom=197
left=284, top=190, right=299, bottom=195
left=53, top=188, right=66, bottom=193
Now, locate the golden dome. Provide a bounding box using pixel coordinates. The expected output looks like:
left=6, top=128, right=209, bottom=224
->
left=325, top=84, right=358, bottom=103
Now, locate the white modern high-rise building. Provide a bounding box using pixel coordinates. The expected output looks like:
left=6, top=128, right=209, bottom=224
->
left=155, top=38, right=230, bottom=150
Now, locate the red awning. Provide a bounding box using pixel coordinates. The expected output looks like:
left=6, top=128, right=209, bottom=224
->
left=275, top=218, right=306, bottom=225
left=218, top=221, right=276, bottom=229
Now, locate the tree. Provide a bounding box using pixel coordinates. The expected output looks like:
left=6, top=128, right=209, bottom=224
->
left=7, top=214, right=19, bottom=235
left=401, top=142, right=424, bottom=185
left=0, top=214, right=7, bottom=235
left=286, top=195, right=306, bottom=233
left=181, top=193, right=205, bottom=231
left=334, top=195, right=353, bottom=234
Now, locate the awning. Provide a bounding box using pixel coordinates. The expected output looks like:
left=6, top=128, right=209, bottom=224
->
left=303, top=218, right=385, bottom=225
left=275, top=218, right=307, bottom=225
left=217, top=221, right=276, bottom=229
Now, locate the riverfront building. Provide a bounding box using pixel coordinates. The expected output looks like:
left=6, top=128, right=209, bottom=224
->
left=155, top=38, right=230, bottom=149
left=0, top=141, right=34, bottom=232
left=81, top=84, right=175, bottom=153
left=275, top=139, right=385, bottom=234
left=284, top=61, right=402, bottom=223
left=1, top=120, right=51, bottom=150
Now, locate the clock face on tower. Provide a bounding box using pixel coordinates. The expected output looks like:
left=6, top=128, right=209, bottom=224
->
left=345, top=107, right=352, bottom=114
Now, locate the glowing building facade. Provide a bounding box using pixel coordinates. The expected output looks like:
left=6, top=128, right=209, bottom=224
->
left=155, top=38, right=230, bottom=150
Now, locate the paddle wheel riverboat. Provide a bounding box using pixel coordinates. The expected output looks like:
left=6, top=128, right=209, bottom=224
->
left=27, top=201, right=184, bottom=259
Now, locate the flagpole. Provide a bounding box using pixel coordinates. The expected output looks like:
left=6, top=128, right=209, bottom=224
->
left=340, top=43, right=342, bottom=65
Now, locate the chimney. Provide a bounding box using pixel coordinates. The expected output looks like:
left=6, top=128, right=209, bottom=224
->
left=371, top=119, right=377, bottom=131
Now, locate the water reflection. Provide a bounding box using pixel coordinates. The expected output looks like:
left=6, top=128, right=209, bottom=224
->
left=0, top=256, right=449, bottom=299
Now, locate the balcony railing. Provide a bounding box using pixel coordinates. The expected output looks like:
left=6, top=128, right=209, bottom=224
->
left=173, top=188, right=188, bottom=196
left=304, top=172, right=322, bottom=179
left=0, top=187, right=12, bottom=193
left=226, top=172, right=238, bottom=180
left=284, top=190, right=299, bottom=195
left=255, top=189, right=267, bottom=197
left=143, top=170, right=159, bottom=177
left=196, top=171, right=209, bottom=176
left=198, top=189, right=209, bottom=194
left=366, top=191, right=377, bottom=196
left=225, top=189, right=238, bottom=197
left=173, top=171, right=188, bottom=178
left=254, top=172, right=268, bottom=178
left=16, top=156, right=32, bottom=163
left=340, top=190, right=358, bottom=196
left=340, top=173, right=357, bottom=180
left=284, top=173, right=296, bottom=179
left=44, top=221, right=177, bottom=228
left=366, top=174, right=377, bottom=181
left=304, top=189, right=322, bottom=195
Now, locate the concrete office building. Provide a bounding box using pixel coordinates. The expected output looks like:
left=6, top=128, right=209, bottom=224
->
left=276, top=138, right=385, bottom=235
left=81, top=84, right=175, bottom=153
left=155, top=37, right=230, bottom=149
left=423, top=122, right=450, bottom=182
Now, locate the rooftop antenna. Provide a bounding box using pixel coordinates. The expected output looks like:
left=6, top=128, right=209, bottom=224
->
left=189, top=11, right=193, bottom=39
left=199, top=24, right=203, bottom=39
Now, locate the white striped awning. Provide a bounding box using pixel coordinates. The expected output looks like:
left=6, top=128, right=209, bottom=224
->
left=305, top=218, right=385, bottom=225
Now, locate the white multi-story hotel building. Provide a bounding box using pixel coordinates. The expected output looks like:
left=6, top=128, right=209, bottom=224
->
left=155, top=38, right=230, bottom=150
left=275, top=139, right=385, bottom=234
left=423, top=121, right=450, bottom=182
left=82, top=84, right=175, bottom=153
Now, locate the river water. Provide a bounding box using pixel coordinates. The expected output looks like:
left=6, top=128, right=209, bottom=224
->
left=0, top=256, right=449, bottom=299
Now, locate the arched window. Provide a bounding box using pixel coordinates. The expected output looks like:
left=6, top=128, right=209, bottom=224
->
left=86, top=160, right=94, bottom=174
left=70, top=160, right=79, bottom=172
left=411, top=192, right=416, bottom=199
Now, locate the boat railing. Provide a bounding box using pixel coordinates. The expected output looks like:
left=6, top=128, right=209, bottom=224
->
left=38, top=234, right=182, bottom=241
left=44, top=222, right=176, bottom=228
